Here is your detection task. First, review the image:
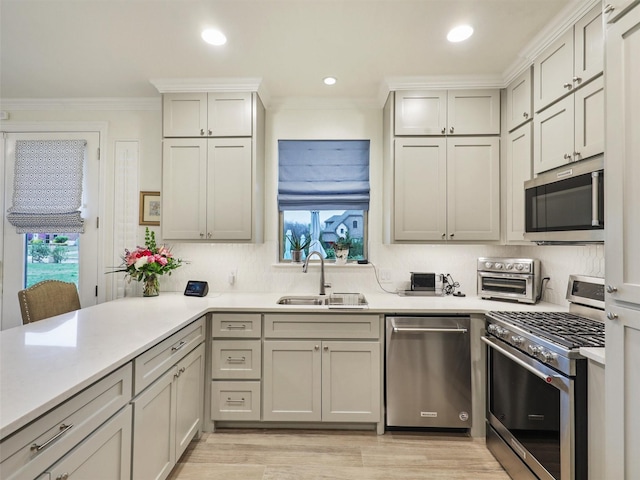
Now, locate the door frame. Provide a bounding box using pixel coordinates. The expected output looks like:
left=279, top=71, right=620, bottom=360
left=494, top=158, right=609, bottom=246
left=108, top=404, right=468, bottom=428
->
left=1, top=121, right=109, bottom=330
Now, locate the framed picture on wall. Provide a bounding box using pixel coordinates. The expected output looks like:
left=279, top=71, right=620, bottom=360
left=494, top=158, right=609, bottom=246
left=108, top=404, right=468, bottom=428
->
left=139, top=191, right=161, bottom=226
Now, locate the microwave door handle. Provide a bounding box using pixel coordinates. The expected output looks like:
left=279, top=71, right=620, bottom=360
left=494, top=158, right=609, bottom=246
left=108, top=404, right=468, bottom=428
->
left=592, top=171, right=600, bottom=227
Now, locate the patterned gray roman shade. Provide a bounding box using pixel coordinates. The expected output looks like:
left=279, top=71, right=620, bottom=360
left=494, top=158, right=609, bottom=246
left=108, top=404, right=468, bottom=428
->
left=7, top=139, right=86, bottom=233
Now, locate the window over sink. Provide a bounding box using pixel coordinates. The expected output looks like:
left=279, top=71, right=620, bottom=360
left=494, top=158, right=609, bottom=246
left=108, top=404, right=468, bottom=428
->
left=278, top=140, right=370, bottom=263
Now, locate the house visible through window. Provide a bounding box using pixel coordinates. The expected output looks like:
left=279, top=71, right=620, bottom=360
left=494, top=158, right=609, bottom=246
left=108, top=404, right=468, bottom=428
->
left=278, top=140, right=370, bottom=262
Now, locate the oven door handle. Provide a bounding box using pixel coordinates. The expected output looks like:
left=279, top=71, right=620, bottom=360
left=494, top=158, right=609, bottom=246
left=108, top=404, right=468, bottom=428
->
left=481, top=336, right=564, bottom=390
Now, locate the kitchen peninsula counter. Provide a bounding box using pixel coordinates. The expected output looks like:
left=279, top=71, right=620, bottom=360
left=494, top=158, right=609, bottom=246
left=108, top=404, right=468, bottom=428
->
left=0, top=292, right=566, bottom=440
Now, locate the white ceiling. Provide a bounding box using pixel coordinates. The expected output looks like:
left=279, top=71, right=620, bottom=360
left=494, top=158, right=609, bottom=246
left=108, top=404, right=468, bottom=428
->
left=1, top=0, right=576, bottom=104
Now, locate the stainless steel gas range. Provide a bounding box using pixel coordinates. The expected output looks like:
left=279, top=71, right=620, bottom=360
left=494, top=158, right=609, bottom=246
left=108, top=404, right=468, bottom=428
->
left=483, top=275, right=605, bottom=480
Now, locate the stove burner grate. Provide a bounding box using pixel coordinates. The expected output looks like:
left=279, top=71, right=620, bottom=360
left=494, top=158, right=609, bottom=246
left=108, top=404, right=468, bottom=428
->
left=487, top=311, right=605, bottom=349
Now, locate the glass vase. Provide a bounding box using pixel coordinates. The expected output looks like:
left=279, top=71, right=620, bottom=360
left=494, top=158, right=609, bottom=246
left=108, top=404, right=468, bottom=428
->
left=142, top=274, right=159, bottom=297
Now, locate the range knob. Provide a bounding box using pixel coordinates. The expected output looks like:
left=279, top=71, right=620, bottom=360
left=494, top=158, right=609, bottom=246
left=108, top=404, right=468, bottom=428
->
left=505, top=263, right=513, bottom=270
left=485, top=262, right=494, bottom=269
left=495, top=263, right=503, bottom=270
left=541, top=351, right=557, bottom=363
left=528, top=344, right=542, bottom=356
left=496, top=327, right=509, bottom=338
left=487, top=324, right=498, bottom=334
left=511, top=335, right=525, bottom=347
left=515, top=263, right=524, bottom=271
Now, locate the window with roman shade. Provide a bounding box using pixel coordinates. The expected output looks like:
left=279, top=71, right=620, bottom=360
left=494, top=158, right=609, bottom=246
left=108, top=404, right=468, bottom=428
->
left=7, top=139, right=86, bottom=233
left=278, top=140, right=370, bottom=211
left=278, top=140, right=370, bottom=262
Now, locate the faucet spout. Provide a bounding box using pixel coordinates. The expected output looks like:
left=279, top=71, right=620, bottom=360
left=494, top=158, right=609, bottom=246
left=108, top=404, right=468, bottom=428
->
left=303, top=251, right=327, bottom=295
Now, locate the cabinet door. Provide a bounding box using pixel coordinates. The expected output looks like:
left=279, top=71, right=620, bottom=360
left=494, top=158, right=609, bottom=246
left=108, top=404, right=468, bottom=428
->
left=574, top=5, right=604, bottom=86
left=605, top=4, right=640, bottom=306
left=175, top=344, right=204, bottom=461
left=321, top=341, right=380, bottom=423
left=207, top=138, right=252, bottom=240
left=162, top=139, right=207, bottom=240
left=446, top=137, right=500, bottom=241
left=393, top=138, right=447, bottom=241
left=262, top=341, right=321, bottom=422
left=506, top=68, right=533, bottom=132
left=533, top=95, right=574, bottom=174
left=506, top=124, right=532, bottom=242
left=534, top=28, right=574, bottom=112
left=605, top=305, right=640, bottom=479
left=132, top=368, right=176, bottom=480
left=163, top=93, right=208, bottom=137
left=47, top=406, right=132, bottom=480
left=574, top=75, right=604, bottom=161
left=207, top=92, right=253, bottom=137
left=447, top=89, right=500, bottom=135
left=394, top=90, right=447, bottom=135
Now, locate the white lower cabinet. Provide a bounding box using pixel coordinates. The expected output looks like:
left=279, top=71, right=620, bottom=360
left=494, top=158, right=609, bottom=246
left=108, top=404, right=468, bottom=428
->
left=263, top=340, right=380, bottom=423
left=132, top=343, right=204, bottom=480
left=262, top=314, right=382, bottom=424
left=46, top=405, right=132, bottom=480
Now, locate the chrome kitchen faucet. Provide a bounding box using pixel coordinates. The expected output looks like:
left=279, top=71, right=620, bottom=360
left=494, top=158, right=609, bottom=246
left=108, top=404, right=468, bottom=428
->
left=302, top=251, right=331, bottom=295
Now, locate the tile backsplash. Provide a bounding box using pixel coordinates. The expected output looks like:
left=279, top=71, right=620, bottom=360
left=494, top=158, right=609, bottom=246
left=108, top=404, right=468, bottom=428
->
left=153, top=242, right=604, bottom=308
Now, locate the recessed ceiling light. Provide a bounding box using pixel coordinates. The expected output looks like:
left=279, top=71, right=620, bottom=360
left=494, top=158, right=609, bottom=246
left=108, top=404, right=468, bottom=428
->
left=323, top=77, right=337, bottom=86
left=201, top=28, right=227, bottom=46
left=447, top=25, right=474, bottom=43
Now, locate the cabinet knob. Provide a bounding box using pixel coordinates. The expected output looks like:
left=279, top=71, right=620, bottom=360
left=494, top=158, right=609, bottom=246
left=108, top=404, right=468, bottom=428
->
left=323, top=345, right=329, bottom=351
left=442, top=233, right=446, bottom=239
left=563, top=82, right=573, bottom=90
left=200, top=129, right=205, bottom=136
left=523, top=112, right=529, bottom=119
left=606, top=312, right=619, bottom=321
left=207, top=232, right=212, bottom=238
left=573, top=151, right=581, bottom=159
left=208, top=129, right=213, bottom=136
left=604, top=4, right=614, bottom=14
left=449, top=233, right=455, bottom=238
left=200, top=232, right=204, bottom=238
left=449, top=126, right=454, bottom=134
left=441, top=127, right=446, bottom=134
left=563, top=153, right=572, bottom=160
left=573, top=76, right=582, bottom=85
left=314, top=345, right=319, bottom=350
left=606, top=285, right=618, bottom=293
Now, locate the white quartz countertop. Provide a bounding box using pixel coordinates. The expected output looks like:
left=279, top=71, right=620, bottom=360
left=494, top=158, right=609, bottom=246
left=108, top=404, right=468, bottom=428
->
left=0, top=291, right=566, bottom=439
left=580, top=347, right=606, bottom=365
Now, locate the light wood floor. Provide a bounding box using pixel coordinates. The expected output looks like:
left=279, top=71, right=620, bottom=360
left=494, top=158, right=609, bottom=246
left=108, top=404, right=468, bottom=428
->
left=168, top=429, right=510, bottom=480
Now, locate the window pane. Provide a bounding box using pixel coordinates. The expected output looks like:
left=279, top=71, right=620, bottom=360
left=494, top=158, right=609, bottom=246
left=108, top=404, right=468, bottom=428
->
left=25, top=233, right=79, bottom=288
left=282, top=210, right=365, bottom=262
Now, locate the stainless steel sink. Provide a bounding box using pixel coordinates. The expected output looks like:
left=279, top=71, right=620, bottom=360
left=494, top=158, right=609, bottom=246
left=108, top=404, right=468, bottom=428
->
left=277, top=293, right=368, bottom=308
left=276, top=295, right=327, bottom=305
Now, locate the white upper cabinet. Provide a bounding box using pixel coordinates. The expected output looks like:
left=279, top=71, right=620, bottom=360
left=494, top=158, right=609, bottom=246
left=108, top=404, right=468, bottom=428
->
left=394, top=89, right=500, bottom=135
left=533, top=75, right=604, bottom=174
left=534, top=5, right=603, bottom=112
left=394, top=90, right=447, bottom=135
left=163, top=92, right=252, bottom=137
left=505, top=124, right=532, bottom=242
left=506, top=67, right=533, bottom=132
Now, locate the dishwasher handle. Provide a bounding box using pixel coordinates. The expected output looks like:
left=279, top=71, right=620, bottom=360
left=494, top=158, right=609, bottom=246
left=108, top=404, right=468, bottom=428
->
left=390, top=317, right=468, bottom=334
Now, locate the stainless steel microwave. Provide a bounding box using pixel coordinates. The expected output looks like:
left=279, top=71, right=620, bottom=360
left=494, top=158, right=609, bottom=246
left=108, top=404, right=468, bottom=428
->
left=524, top=156, right=604, bottom=244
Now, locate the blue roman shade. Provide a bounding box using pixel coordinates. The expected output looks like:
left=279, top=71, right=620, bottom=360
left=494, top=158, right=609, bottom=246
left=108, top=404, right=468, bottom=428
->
left=278, top=140, right=370, bottom=211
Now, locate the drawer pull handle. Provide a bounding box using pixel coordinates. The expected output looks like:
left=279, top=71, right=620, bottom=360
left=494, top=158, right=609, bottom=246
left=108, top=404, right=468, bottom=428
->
left=226, top=398, right=245, bottom=404
left=31, top=423, right=74, bottom=452
left=227, top=356, right=246, bottom=363
left=171, top=341, right=187, bottom=352
left=56, top=474, right=70, bottom=480
left=226, top=324, right=247, bottom=330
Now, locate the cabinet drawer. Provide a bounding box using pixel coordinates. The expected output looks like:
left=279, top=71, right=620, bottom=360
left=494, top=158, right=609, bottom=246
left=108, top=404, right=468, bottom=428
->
left=212, top=340, right=261, bottom=379
left=212, top=313, right=261, bottom=338
left=211, top=381, right=261, bottom=421
left=264, top=315, right=380, bottom=339
left=0, top=363, right=132, bottom=480
left=134, top=317, right=205, bottom=394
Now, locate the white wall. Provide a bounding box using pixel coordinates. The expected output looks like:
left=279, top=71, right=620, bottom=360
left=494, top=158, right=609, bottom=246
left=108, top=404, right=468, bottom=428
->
left=1, top=102, right=604, bottom=307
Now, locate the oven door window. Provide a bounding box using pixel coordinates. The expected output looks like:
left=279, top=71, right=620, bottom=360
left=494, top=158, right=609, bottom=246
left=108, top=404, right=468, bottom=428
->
left=525, top=171, right=604, bottom=232
left=489, top=347, right=561, bottom=478
left=481, top=275, right=527, bottom=295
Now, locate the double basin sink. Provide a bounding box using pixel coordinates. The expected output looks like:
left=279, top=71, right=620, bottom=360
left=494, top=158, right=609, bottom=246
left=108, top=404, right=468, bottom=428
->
left=277, top=293, right=368, bottom=309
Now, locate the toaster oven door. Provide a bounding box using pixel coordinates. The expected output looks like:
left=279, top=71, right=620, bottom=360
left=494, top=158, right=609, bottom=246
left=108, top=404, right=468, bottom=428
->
left=478, top=272, right=534, bottom=302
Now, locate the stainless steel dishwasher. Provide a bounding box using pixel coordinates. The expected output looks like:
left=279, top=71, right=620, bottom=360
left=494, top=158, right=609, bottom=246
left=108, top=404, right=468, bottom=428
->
left=385, top=315, right=471, bottom=429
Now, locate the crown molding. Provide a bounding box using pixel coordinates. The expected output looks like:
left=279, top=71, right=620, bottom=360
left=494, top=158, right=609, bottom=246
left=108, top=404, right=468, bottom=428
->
left=149, top=77, right=270, bottom=107
left=268, top=96, right=380, bottom=111
left=0, top=97, right=160, bottom=111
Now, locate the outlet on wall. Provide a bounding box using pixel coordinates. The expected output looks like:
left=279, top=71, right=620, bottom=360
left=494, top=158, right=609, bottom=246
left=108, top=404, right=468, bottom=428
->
left=379, top=268, right=392, bottom=282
